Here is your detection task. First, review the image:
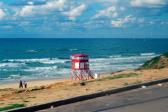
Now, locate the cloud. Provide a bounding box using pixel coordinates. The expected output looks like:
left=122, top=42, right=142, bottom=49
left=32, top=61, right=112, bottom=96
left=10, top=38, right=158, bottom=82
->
left=19, top=6, right=34, bottom=16
left=63, top=4, right=86, bottom=20
left=130, top=0, right=167, bottom=7
left=111, top=15, right=135, bottom=27
left=93, top=6, right=118, bottom=19
left=42, top=0, right=66, bottom=10
left=0, top=9, right=5, bottom=19
left=17, top=0, right=66, bottom=16
left=27, top=1, right=34, bottom=5
left=93, top=0, right=117, bottom=3
left=0, top=0, right=168, bottom=34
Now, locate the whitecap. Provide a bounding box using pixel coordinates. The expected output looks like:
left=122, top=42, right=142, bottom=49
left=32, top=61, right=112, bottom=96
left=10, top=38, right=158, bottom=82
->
left=0, top=53, right=159, bottom=81
left=109, top=55, right=122, bottom=58
left=140, top=53, right=155, bottom=56
left=89, top=54, right=158, bottom=73
left=5, top=58, right=69, bottom=65
left=69, top=48, right=78, bottom=51
left=8, top=74, right=21, bottom=79
left=0, top=63, right=24, bottom=68
left=24, top=66, right=58, bottom=72
left=41, top=58, right=69, bottom=64
left=26, top=50, right=38, bottom=53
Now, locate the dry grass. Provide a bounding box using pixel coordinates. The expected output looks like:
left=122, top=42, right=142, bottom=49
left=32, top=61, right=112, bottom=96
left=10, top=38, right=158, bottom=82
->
left=0, top=68, right=168, bottom=111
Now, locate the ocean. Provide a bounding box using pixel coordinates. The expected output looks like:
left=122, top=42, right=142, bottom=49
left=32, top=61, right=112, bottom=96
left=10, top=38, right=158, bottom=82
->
left=0, top=38, right=168, bottom=83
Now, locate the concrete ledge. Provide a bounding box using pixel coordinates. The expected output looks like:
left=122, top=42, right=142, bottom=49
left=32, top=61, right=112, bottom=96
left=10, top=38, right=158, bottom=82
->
left=7, top=78, right=168, bottom=112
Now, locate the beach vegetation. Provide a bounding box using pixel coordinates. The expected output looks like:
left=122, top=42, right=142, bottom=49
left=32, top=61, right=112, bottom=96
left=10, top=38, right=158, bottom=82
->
left=27, top=96, right=36, bottom=99
left=15, top=89, right=25, bottom=93
left=108, top=73, right=139, bottom=79
left=140, top=52, right=168, bottom=69
left=133, top=80, right=142, bottom=85
left=123, top=82, right=129, bottom=86
left=98, top=73, right=140, bottom=81
left=0, top=103, right=4, bottom=105
left=0, top=104, right=25, bottom=111
left=123, top=80, right=142, bottom=86
left=31, top=86, right=45, bottom=91
left=23, top=100, right=29, bottom=103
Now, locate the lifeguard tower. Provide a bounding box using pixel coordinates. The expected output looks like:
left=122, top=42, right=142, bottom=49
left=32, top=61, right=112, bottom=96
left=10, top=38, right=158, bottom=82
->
left=71, top=54, right=94, bottom=81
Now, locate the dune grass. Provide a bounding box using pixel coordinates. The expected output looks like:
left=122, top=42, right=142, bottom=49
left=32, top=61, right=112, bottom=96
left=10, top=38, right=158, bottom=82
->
left=107, top=73, right=139, bottom=80
left=140, top=52, right=168, bottom=69
left=98, top=73, right=140, bottom=81
left=0, top=104, right=25, bottom=111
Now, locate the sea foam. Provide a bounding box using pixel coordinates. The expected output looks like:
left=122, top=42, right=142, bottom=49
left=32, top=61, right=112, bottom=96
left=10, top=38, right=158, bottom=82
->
left=0, top=53, right=158, bottom=81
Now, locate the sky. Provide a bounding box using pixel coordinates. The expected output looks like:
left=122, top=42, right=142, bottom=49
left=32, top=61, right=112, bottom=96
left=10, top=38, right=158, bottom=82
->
left=0, top=0, right=168, bottom=38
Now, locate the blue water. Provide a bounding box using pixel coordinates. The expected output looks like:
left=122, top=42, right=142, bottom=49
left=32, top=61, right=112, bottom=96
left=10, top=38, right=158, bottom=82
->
left=0, top=38, right=168, bottom=83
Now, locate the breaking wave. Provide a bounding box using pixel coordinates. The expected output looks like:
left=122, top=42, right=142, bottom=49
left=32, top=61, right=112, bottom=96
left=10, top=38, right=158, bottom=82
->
left=140, top=53, right=156, bottom=56
left=0, top=53, right=158, bottom=82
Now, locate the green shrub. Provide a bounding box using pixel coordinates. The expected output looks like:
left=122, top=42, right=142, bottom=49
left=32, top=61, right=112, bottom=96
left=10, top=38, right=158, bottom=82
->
left=0, top=104, right=25, bottom=111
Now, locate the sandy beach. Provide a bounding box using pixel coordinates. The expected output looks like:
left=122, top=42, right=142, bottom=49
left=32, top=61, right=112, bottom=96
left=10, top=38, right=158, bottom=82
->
left=0, top=78, right=67, bottom=90
left=0, top=68, right=168, bottom=110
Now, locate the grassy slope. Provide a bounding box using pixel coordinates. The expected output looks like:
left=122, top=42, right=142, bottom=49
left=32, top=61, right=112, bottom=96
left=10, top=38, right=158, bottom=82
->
left=140, top=52, right=168, bottom=69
